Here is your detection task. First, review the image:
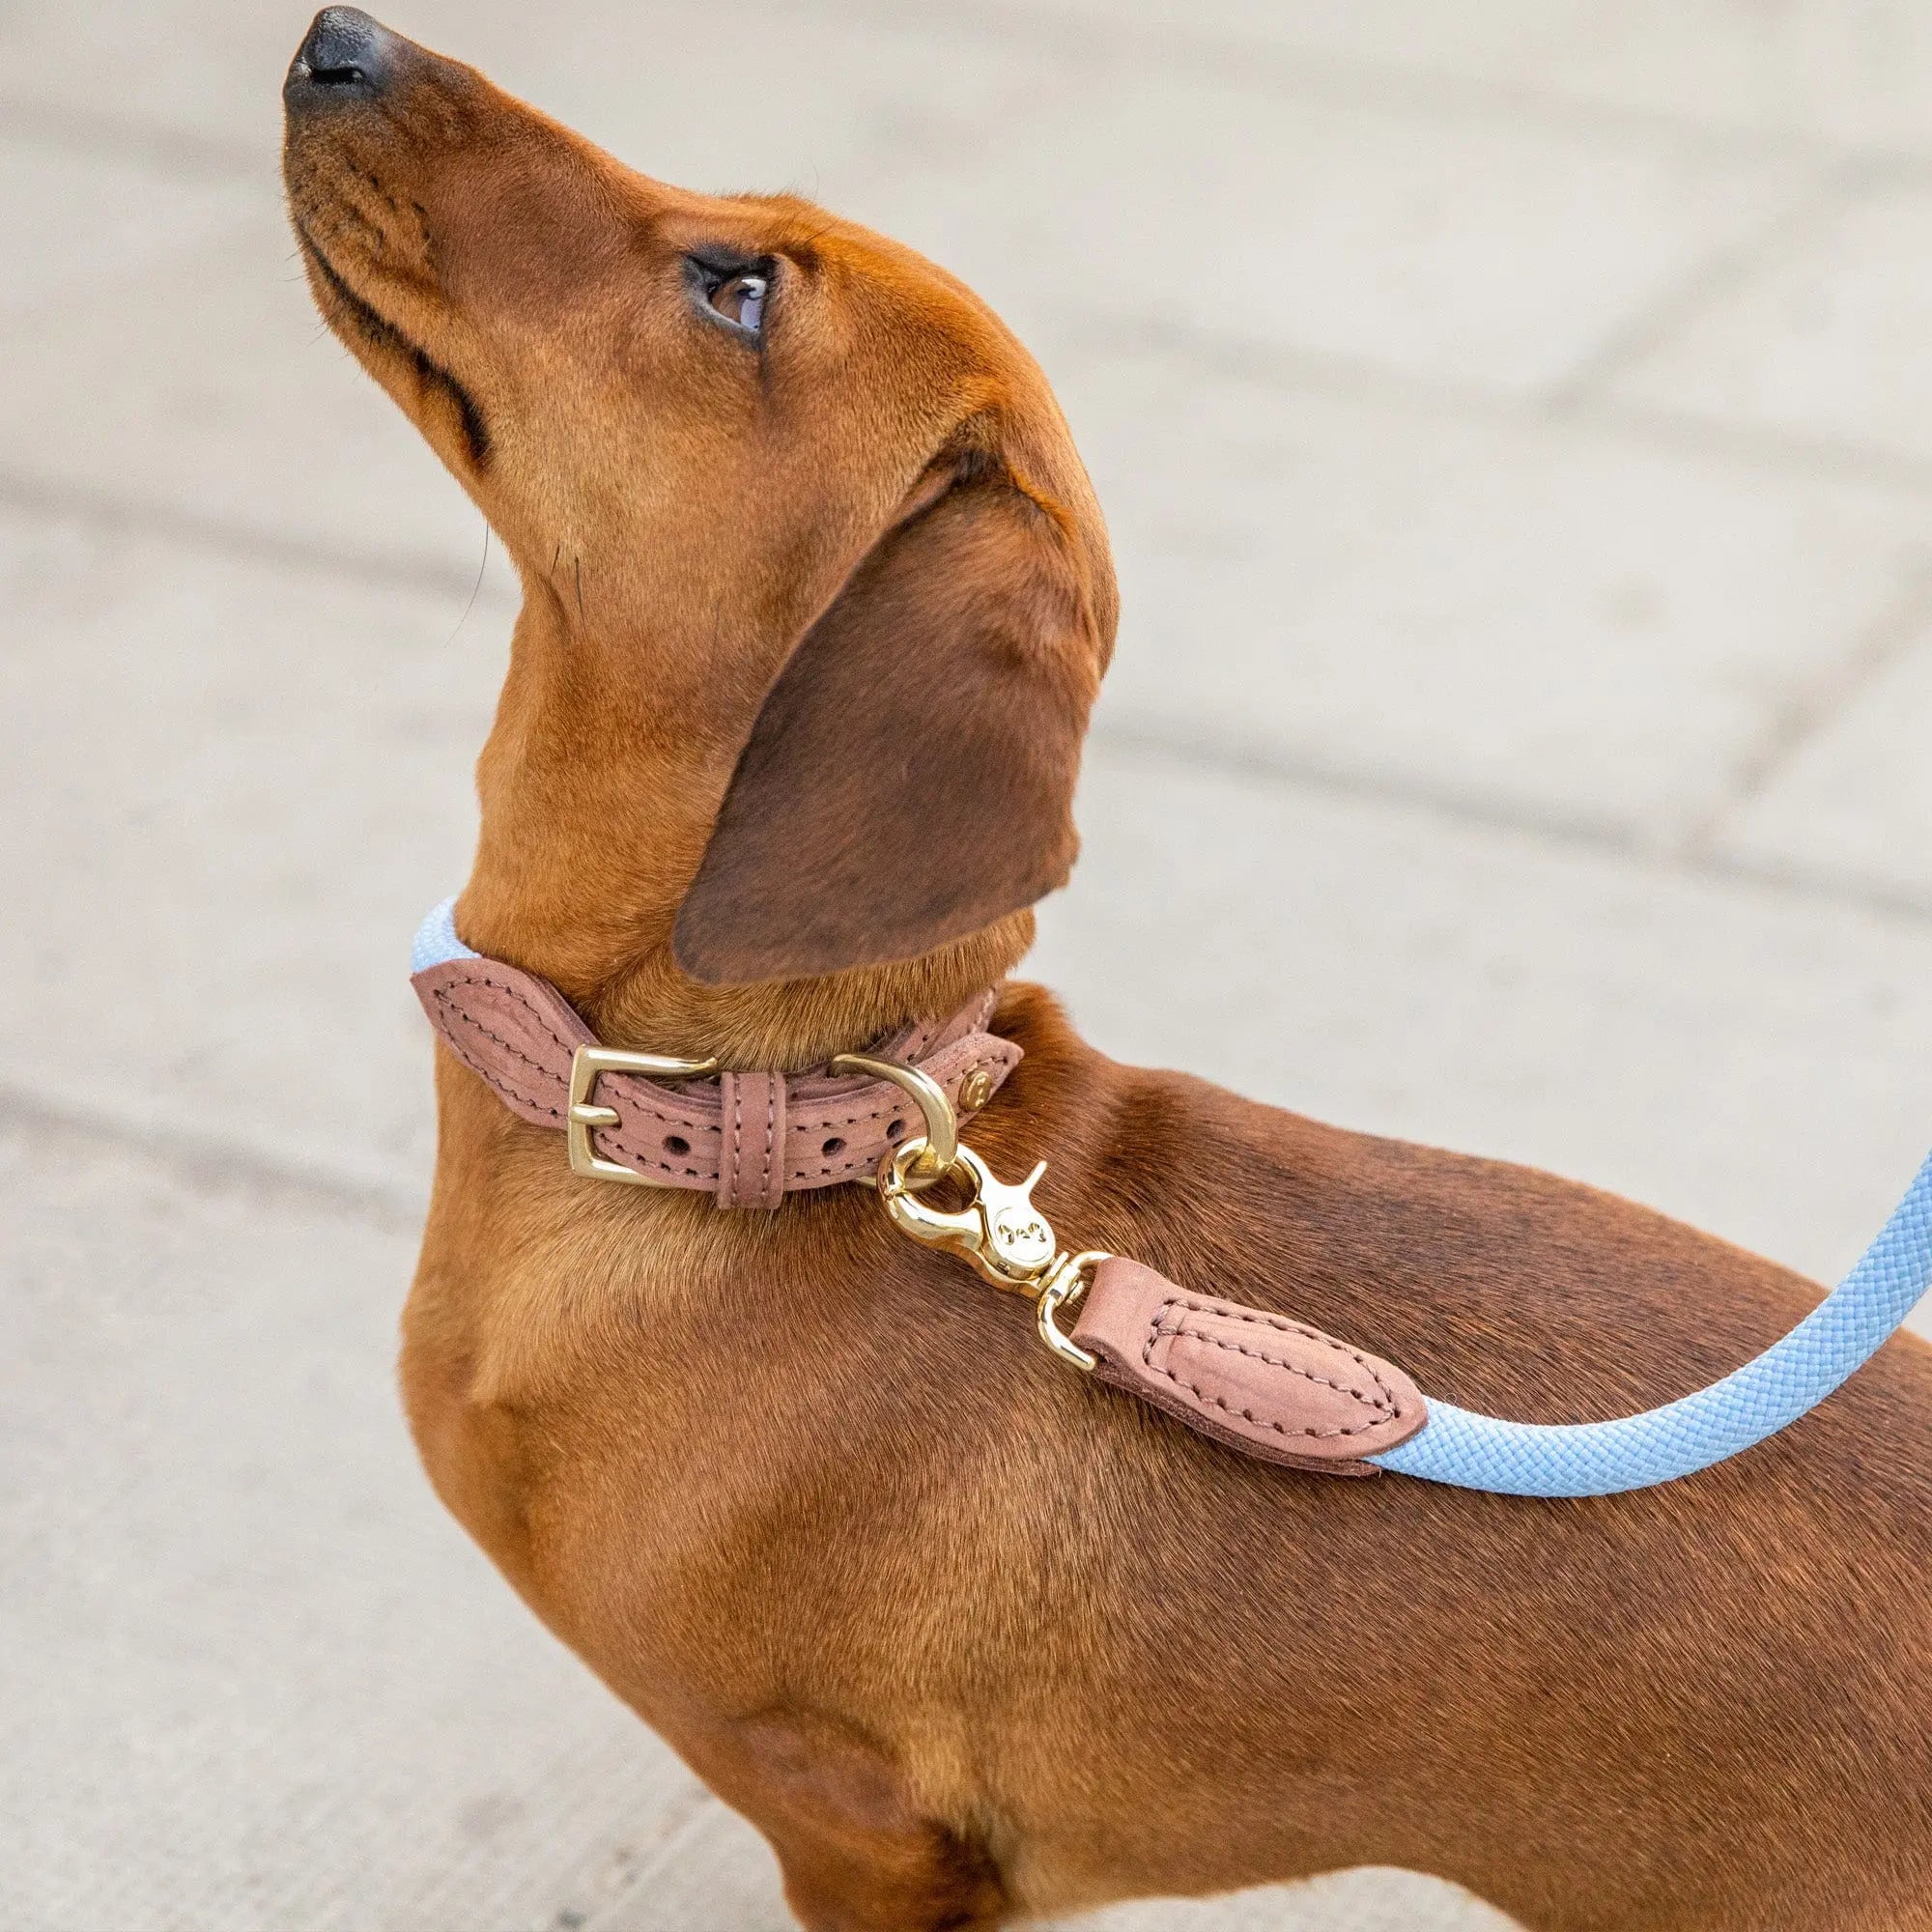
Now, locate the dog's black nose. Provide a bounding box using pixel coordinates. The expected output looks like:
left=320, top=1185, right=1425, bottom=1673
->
left=285, top=8, right=397, bottom=107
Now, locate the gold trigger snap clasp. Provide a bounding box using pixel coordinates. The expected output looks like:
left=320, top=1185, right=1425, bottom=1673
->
left=844, top=1052, right=1105, bottom=1370
left=877, top=1138, right=1058, bottom=1292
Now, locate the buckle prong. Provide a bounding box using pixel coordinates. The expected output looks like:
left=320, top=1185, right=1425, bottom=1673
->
left=567, top=1043, right=719, bottom=1186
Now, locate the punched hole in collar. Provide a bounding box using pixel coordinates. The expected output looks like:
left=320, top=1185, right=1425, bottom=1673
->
left=886, top=1119, right=906, bottom=1142
left=822, top=1136, right=845, bottom=1156
left=664, top=1134, right=691, bottom=1157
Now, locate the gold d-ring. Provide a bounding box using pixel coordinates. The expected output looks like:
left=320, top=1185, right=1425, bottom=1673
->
left=828, top=1051, right=958, bottom=1185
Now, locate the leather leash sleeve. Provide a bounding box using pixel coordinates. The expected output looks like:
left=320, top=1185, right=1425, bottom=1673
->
left=412, top=957, right=1020, bottom=1208
left=1071, top=1257, right=1428, bottom=1473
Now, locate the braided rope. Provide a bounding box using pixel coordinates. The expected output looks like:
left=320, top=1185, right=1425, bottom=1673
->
left=1369, top=1148, right=1932, bottom=1494
left=411, top=895, right=476, bottom=972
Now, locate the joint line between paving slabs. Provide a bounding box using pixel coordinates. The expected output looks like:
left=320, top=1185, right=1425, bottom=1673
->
left=1679, top=559, right=1932, bottom=858
left=1063, top=304, right=1932, bottom=509
left=0, top=469, right=501, bottom=605
left=0, top=1078, right=424, bottom=1236
left=1091, top=718, right=1932, bottom=929
left=1540, top=163, right=1871, bottom=413
left=813, top=0, right=1840, bottom=169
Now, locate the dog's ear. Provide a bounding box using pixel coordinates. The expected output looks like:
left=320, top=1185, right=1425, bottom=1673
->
left=672, top=468, right=1105, bottom=985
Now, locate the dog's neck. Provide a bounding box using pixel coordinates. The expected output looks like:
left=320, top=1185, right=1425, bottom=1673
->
left=452, top=594, right=1034, bottom=1071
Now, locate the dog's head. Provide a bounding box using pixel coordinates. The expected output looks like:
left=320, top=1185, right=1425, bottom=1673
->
left=283, top=9, right=1116, bottom=1016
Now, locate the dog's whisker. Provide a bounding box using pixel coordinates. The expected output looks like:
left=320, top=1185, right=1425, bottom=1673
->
left=442, top=523, right=491, bottom=649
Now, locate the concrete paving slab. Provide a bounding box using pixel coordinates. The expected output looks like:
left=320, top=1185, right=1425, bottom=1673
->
left=0, top=184, right=491, bottom=584
left=0, top=504, right=508, bottom=1207
left=841, top=53, right=1812, bottom=400
left=1035, top=741, right=1932, bottom=1329
left=1027, top=0, right=1932, bottom=157
left=0, top=137, right=257, bottom=325
left=1712, top=625, right=1932, bottom=908
left=1486, top=2, right=1932, bottom=155
left=1060, top=349, right=1932, bottom=843
left=1605, top=179, right=1932, bottom=471
left=594, top=1799, right=798, bottom=1932
left=0, top=1114, right=708, bottom=1932
left=0, top=0, right=298, bottom=162
left=947, top=0, right=1537, bottom=87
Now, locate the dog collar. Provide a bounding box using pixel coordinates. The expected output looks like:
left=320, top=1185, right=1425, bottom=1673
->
left=409, top=897, right=1022, bottom=1209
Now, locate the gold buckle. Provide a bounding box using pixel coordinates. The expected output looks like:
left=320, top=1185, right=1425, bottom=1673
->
left=566, top=1044, right=719, bottom=1187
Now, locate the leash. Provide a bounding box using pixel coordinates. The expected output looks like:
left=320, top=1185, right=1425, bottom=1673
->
left=1373, top=1149, right=1932, bottom=1494
left=411, top=898, right=1932, bottom=1498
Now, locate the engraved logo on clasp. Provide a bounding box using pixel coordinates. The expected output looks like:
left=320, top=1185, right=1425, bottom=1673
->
left=992, top=1205, right=1055, bottom=1267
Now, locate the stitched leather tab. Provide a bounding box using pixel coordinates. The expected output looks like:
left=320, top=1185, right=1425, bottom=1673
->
left=1071, top=1256, right=1427, bottom=1476
left=413, top=960, right=591, bottom=1128
left=718, top=1070, right=787, bottom=1211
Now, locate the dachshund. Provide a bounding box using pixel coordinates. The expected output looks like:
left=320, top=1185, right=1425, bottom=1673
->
left=284, top=12, right=1932, bottom=1928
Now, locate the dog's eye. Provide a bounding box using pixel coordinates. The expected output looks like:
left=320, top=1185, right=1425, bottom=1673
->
left=685, top=252, right=778, bottom=344
left=709, top=272, right=766, bottom=332
left=687, top=255, right=771, bottom=340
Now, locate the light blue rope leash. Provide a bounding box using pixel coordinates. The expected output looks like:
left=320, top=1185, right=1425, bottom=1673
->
left=1367, top=1146, right=1932, bottom=1495
left=410, top=897, right=1930, bottom=1498
left=412, top=895, right=476, bottom=973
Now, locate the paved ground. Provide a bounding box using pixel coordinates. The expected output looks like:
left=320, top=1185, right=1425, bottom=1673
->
left=5, top=3, right=1932, bottom=1927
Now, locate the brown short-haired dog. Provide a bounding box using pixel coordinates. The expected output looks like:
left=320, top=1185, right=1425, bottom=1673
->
left=284, top=13, right=1931, bottom=1928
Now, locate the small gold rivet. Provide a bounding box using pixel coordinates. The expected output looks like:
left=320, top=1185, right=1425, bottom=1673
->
left=958, top=1069, right=994, bottom=1114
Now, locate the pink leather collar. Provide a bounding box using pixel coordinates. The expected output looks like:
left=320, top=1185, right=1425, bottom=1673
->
left=412, top=954, right=1021, bottom=1209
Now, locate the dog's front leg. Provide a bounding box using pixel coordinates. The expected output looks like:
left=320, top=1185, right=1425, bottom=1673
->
left=688, top=1710, right=1009, bottom=1932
